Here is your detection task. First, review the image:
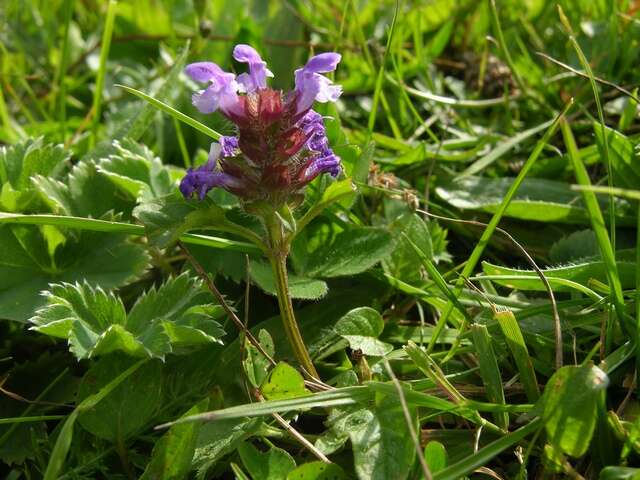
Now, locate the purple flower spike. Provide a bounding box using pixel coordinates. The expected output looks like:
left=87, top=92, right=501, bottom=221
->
left=185, top=61, right=240, bottom=115
left=233, top=44, right=273, bottom=93
left=180, top=144, right=241, bottom=200
left=294, top=52, right=342, bottom=114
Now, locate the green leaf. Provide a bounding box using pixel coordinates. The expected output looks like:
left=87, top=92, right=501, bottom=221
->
left=549, top=229, right=600, bottom=263
left=594, top=124, right=640, bottom=189
left=303, top=227, right=394, bottom=278
left=347, top=394, right=417, bottom=480
left=599, top=467, right=640, bottom=480
left=0, top=224, right=148, bottom=322
left=35, top=160, right=135, bottom=218
left=30, top=273, right=225, bottom=359
left=43, top=359, right=146, bottom=480
left=433, top=418, right=543, bottom=480
left=333, top=308, right=392, bottom=357
left=296, top=178, right=357, bottom=232
left=77, top=356, right=163, bottom=441
left=250, top=260, right=328, bottom=300
left=436, top=175, right=633, bottom=225
left=383, top=213, right=433, bottom=283
left=244, top=329, right=275, bottom=389
left=238, top=441, right=296, bottom=480
left=286, top=462, right=345, bottom=480
left=140, top=398, right=209, bottom=480
left=482, top=249, right=637, bottom=291
left=193, top=418, right=263, bottom=479
left=117, top=84, right=222, bottom=140
left=133, top=192, right=227, bottom=248
left=261, top=362, right=309, bottom=401
left=424, top=441, right=447, bottom=474
left=97, top=139, right=175, bottom=202
left=542, top=364, right=609, bottom=457
left=470, top=324, right=509, bottom=430
left=0, top=137, right=69, bottom=212
left=494, top=308, right=540, bottom=402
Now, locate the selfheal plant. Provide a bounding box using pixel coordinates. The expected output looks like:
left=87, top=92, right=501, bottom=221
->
left=178, top=45, right=345, bottom=378
left=180, top=44, right=342, bottom=206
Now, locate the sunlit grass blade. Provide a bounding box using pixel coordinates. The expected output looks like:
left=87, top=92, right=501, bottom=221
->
left=427, top=100, right=573, bottom=353
left=117, top=85, right=221, bottom=140
left=560, top=120, right=628, bottom=332
left=470, top=324, right=509, bottom=430
left=460, top=119, right=553, bottom=177
left=494, top=308, right=540, bottom=402
left=0, top=213, right=261, bottom=254
left=432, top=418, right=543, bottom=480
left=558, top=6, right=615, bottom=247
left=90, top=0, right=117, bottom=148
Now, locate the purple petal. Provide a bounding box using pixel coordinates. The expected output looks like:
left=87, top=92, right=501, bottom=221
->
left=185, top=62, right=225, bottom=83
left=192, top=86, right=221, bottom=114
left=219, top=136, right=239, bottom=157
left=233, top=44, right=273, bottom=93
left=186, top=62, right=240, bottom=115
left=302, top=53, right=342, bottom=74
left=294, top=53, right=342, bottom=114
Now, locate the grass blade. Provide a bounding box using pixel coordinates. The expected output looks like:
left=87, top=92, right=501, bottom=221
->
left=494, top=309, right=540, bottom=402
left=90, top=0, right=117, bottom=148
left=0, top=213, right=261, bottom=254
left=427, top=100, right=573, bottom=353
left=117, top=85, right=221, bottom=140
left=433, top=418, right=543, bottom=480
left=470, top=324, right=509, bottom=430
left=560, top=120, right=628, bottom=332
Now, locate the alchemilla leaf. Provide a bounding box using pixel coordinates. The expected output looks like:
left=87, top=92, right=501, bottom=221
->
left=29, top=273, right=225, bottom=360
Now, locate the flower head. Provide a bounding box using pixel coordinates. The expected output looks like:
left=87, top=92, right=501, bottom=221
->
left=181, top=45, right=343, bottom=204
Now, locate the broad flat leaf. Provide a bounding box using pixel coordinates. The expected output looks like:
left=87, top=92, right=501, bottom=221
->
left=77, top=356, right=163, bottom=441
left=335, top=307, right=391, bottom=356
left=30, top=273, right=225, bottom=359
left=140, top=398, right=209, bottom=480
left=436, top=175, right=633, bottom=225
left=329, top=394, right=417, bottom=480
left=482, top=249, right=637, bottom=291
left=286, top=462, right=345, bottom=480
left=250, top=260, right=328, bottom=300
left=261, top=362, right=308, bottom=400
left=33, top=160, right=135, bottom=218
left=312, top=306, right=387, bottom=360
left=243, top=329, right=275, bottom=389
left=599, top=467, right=640, bottom=480
left=238, top=441, right=296, bottom=480
left=97, top=139, right=176, bottom=202
left=0, top=138, right=69, bottom=212
left=594, top=124, right=640, bottom=189
left=193, top=418, right=263, bottom=479
left=133, top=192, right=226, bottom=247
left=303, top=227, right=394, bottom=278
left=0, top=224, right=148, bottom=322
left=549, top=229, right=600, bottom=263
left=424, top=441, right=447, bottom=473
left=542, top=364, right=609, bottom=457
left=383, top=213, right=433, bottom=283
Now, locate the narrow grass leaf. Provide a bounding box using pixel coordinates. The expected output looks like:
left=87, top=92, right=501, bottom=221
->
left=494, top=308, right=540, bottom=402
left=470, top=324, right=509, bottom=430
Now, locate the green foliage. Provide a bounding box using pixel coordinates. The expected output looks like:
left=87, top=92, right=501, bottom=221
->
left=2, top=0, right=640, bottom=478
left=541, top=364, right=609, bottom=457
left=30, top=273, right=225, bottom=359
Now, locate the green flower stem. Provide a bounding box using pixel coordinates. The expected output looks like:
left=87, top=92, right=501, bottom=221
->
left=265, top=213, right=319, bottom=379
